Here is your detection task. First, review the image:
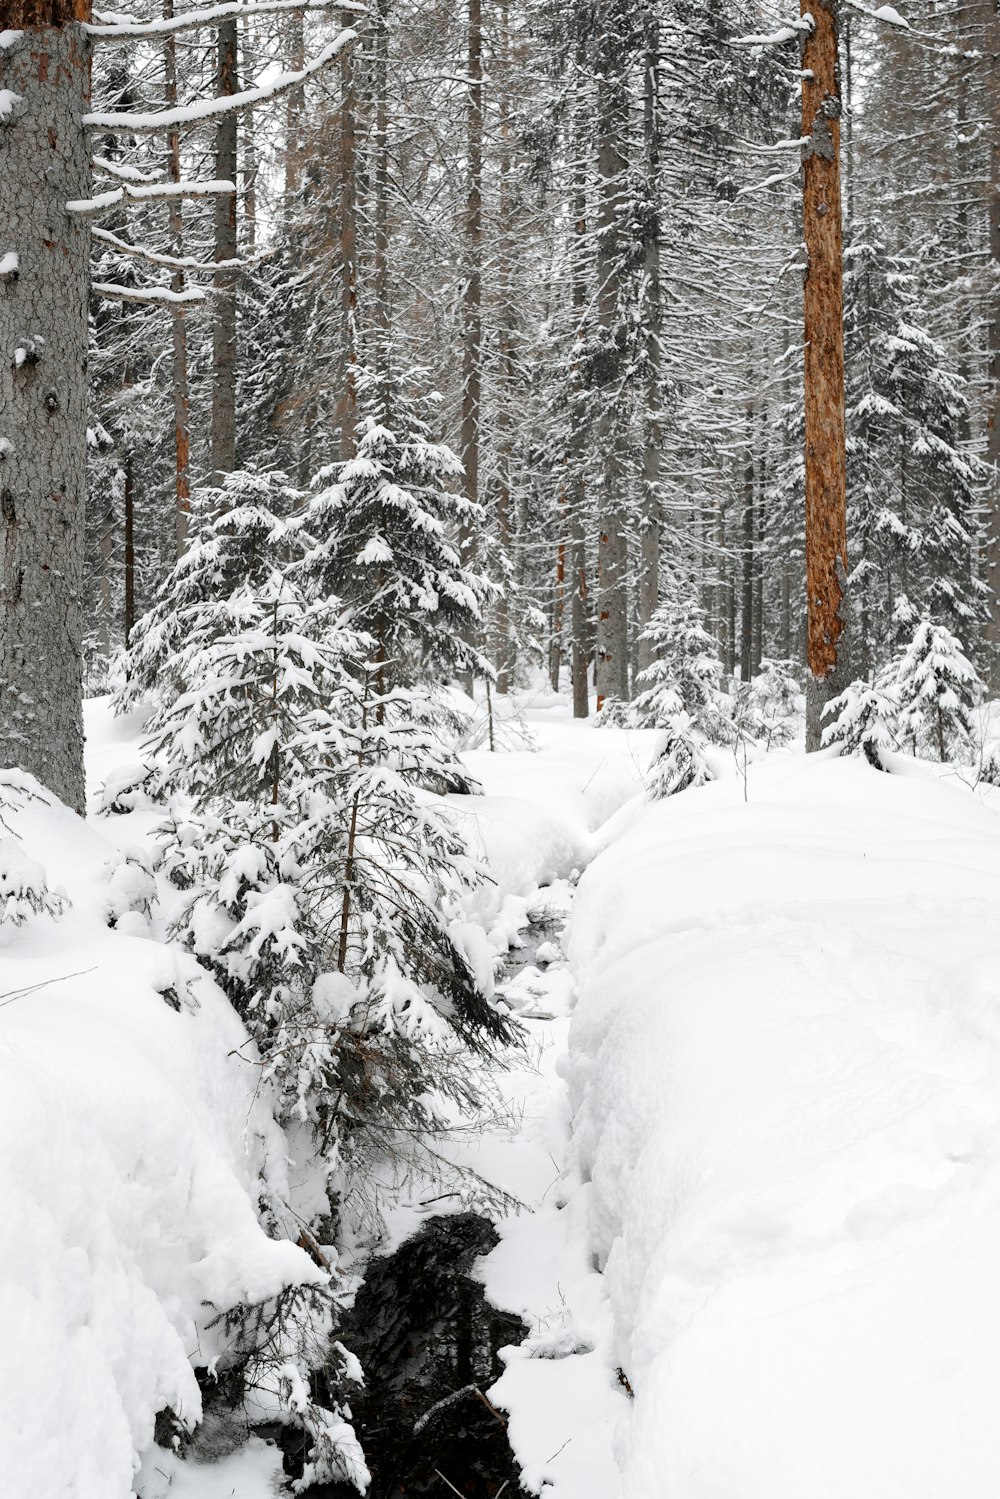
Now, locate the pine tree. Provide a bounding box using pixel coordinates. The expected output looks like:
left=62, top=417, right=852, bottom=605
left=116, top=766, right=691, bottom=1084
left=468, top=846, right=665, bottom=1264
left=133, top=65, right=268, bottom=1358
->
left=822, top=677, right=900, bottom=765
left=844, top=228, right=987, bottom=671
left=297, top=371, right=496, bottom=694
left=892, top=617, right=983, bottom=763
left=632, top=594, right=730, bottom=740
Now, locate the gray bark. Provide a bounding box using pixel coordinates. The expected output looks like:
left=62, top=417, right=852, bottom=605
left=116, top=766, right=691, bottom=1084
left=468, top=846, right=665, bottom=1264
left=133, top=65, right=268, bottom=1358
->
left=210, top=16, right=238, bottom=485
left=0, top=18, right=90, bottom=813
left=593, top=19, right=630, bottom=708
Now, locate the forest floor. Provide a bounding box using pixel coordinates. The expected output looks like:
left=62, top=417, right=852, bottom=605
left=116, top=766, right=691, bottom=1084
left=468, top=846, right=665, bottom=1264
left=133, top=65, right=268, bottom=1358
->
left=7, top=692, right=1000, bottom=1496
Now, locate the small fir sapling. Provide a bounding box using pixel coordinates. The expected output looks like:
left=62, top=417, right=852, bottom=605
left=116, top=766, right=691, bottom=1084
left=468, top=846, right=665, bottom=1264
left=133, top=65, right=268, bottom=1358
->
left=0, top=773, right=68, bottom=927
left=747, top=659, right=803, bottom=748
left=891, top=617, right=983, bottom=762
left=632, top=596, right=731, bottom=741
left=140, top=570, right=516, bottom=1223
left=644, top=689, right=715, bottom=800
left=822, top=678, right=900, bottom=767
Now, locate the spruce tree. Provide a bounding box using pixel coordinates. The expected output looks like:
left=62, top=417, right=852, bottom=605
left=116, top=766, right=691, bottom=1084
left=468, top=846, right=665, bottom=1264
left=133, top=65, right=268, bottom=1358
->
left=892, top=617, right=983, bottom=763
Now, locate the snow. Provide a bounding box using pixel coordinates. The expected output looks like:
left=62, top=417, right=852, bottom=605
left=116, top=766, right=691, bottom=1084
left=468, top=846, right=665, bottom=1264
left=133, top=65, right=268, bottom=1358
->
left=0, top=88, right=23, bottom=123
left=565, top=752, right=1000, bottom=1498
left=0, top=251, right=18, bottom=277
left=0, top=755, right=324, bottom=1497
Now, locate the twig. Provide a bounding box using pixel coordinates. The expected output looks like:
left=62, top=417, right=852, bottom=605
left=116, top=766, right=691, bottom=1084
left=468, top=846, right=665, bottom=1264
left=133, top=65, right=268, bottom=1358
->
left=0, top=966, right=98, bottom=1011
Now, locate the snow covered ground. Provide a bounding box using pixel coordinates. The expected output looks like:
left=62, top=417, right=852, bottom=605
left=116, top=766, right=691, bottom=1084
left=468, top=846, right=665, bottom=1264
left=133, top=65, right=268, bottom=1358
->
left=566, top=751, right=1000, bottom=1498
left=10, top=688, right=1000, bottom=1497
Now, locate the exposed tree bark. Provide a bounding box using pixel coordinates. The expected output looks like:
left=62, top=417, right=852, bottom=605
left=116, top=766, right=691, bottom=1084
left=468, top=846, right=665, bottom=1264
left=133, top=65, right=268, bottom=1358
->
left=568, top=29, right=590, bottom=718
left=0, top=0, right=91, bottom=813
left=210, top=16, right=239, bottom=485
left=801, top=0, right=848, bottom=749
left=593, top=7, right=630, bottom=709
left=163, top=0, right=191, bottom=555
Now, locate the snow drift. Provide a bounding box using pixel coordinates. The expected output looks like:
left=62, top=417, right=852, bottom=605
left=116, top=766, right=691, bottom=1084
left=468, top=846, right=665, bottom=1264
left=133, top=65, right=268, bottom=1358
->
left=568, top=754, right=1000, bottom=1498
left=0, top=774, right=323, bottom=1498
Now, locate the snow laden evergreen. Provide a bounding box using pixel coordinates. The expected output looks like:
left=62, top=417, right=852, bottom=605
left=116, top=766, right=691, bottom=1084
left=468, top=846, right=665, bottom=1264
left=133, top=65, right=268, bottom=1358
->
left=296, top=371, right=496, bottom=692
left=141, top=570, right=515, bottom=1220
left=891, top=617, right=983, bottom=763
left=632, top=595, right=730, bottom=739
left=746, top=659, right=803, bottom=748
left=116, top=469, right=306, bottom=710
left=822, top=678, right=900, bottom=766
left=644, top=690, right=715, bottom=801
left=843, top=229, right=987, bottom=670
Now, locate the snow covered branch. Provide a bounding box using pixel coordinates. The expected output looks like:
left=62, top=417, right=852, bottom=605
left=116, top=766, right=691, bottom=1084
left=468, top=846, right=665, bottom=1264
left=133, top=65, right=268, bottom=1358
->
left=67, top=178, right=236, bottom=214
left=93, top=280, right=208, bottom=305
left=83, top=31, right=357, bottom=135
left=92, top=225, right=252, bottom=274
left=86, top=0, right=364, bottom=39
left=733, top=12, right=814, bottom=45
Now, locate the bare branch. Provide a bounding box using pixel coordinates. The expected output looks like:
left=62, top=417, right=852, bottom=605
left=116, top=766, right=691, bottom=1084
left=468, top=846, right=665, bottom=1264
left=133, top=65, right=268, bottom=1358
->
left=93, top=224, right=255, bottom=274
left=67, top=177, right=236, bottom=214
left=93, top=280, right=208, bottom=305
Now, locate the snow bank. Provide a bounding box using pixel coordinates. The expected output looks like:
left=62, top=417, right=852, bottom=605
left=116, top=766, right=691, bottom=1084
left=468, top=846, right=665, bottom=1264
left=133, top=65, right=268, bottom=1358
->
left=0, top=774, right=321, bottom=1498
left=567, top=755, right=1000, bottom=1498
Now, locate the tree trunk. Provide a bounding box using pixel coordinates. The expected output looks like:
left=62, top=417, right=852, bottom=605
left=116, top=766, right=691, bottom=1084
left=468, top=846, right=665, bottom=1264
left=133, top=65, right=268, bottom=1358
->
left=593, top=13, right=630, bottom=710
left=457, top=0, right=483, bottom=692
left=984, top=1, right=1000, bottom=684
left=740, top=446, right=754, bottom=682
left=337, top=8, right=358, bottom=456
left=568, top=28, right=590, bottom=718
left=163, top=0, right=191, bottom=555
left=0, top=1, right=91, bottom=813
left=636, top=1, right=662, bottom=674
left=801, top=0, right=848, bottom=749
left=210, top=16, right=238, bottom=486
left=123, top=453, right=135, bottom=647
left=371, top=0, right=390, bottom=380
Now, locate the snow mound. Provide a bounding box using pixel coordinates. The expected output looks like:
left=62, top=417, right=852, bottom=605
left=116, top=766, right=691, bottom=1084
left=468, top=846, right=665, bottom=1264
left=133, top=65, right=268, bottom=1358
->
left=0, top=778, right=322, bottom=1498
left=567, top=755, right=1000, bottom=1498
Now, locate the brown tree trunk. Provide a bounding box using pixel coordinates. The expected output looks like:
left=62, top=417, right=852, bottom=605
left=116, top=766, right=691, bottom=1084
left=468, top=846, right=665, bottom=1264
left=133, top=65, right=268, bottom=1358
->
left=163, top=0, right=191, bottom=555
left=568, top=32, right=590, bottom=718
left=801, top=0, right=848, bottom=749
left=211, top=17, right=238, bottom=486
left=0, top=0, right=91, bottom=813
left=371, top=0, right=390, bottom=379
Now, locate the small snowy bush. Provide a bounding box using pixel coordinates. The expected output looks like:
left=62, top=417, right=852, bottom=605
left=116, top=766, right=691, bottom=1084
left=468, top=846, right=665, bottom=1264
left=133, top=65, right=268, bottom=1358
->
left=823, top=678, right=900, bottom=766
left=0, top=838, right=66, bottom=927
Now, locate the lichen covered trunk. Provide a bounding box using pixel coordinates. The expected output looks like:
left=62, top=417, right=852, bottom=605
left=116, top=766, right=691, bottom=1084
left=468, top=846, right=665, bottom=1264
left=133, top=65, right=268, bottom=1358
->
left=801, top=0, right=848, bottom=750
left=0, top=2, right=91, bottom=813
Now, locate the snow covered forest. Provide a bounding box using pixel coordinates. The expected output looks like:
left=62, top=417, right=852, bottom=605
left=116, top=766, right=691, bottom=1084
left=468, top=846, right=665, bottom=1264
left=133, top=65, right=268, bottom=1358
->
left=3, top=0, right=1000, bottom=1493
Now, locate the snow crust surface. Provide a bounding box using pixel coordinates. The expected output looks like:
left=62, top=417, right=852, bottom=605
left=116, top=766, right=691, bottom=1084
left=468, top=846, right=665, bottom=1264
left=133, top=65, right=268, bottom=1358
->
left=567, top=754, right=1000, bottom=1497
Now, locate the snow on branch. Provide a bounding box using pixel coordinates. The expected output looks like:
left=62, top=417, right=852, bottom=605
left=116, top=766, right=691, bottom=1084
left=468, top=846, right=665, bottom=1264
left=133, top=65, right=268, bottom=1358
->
left=83, top=30, right=357, bottom=135
left=92, top=225, right=252, bottom=274
left=733, top=12, right=814, bottom=44
left=92, top=154, right=164, bottom=184
left=67, top=178, right=236, bottom=214
left=87, top=0, right=364, bottom=40
left=93, top=280, right=208, bottom=305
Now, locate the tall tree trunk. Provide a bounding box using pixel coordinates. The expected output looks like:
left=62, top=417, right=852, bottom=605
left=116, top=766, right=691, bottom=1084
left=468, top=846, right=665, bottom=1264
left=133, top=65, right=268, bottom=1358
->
left=284, top=9, right=305, bottom=200
left=163, top=0, right=191, bottom=555
left=337, top=8, right=358, bottom=456
left=371, top=0, right=390, bottom=380
left=984, top=1, right=1000, bottom=683
left=123, top=454, right=135, bottom=647
left=740, top=444, right=754, bottom=682
left=801, top=0, right=848, bottom=749
left=593, top=12, right=630, bottom=710
left=0, top=0, right=91, bottom=813
left=211, top=17, right=239, bottom=486
left=457, top=0, right=483, bottom=692
left=568, top=28, right=590, bottom=718
left=636, top=1, right=662, bottom=674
